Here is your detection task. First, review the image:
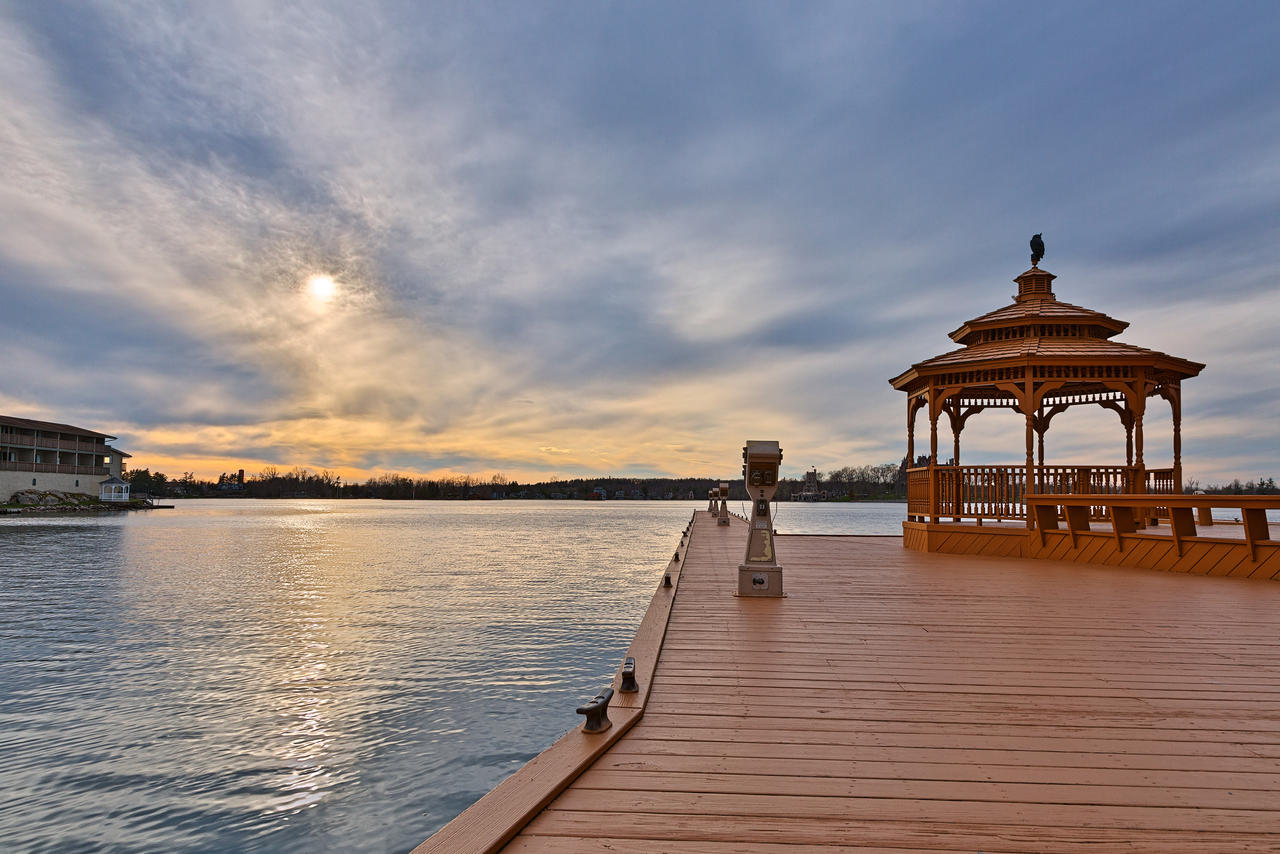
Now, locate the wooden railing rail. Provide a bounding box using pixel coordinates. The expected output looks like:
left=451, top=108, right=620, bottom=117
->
left=907, top=464, right=1182, bottom=523
left=0, top=435, right=106, bottom=452
left=1026, top=494, right=1277, bottom=561
left=0, top=461, right=109, bottom=476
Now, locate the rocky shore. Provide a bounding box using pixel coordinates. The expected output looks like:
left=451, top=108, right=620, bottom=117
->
left=3, top=489, right=145, bottom=512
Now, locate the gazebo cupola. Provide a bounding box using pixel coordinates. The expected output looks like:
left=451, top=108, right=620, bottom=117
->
left=889, top=238, right=1205, bottom=524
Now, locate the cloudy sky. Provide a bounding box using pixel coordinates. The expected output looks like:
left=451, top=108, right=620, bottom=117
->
left=2, top=1, right=1277, bottom=484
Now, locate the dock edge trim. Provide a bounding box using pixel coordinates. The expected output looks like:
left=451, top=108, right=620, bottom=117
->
left=410, top=510, right=700, bottom=854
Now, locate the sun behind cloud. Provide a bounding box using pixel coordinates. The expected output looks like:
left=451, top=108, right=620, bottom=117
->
left=306, top=274, right=337, bottom=302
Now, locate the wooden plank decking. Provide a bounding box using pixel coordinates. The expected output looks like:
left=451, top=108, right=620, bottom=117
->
left=497, top=511, right=1280, bottom=853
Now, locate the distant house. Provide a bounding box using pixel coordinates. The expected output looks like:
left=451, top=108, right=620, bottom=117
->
left=0, top=415, right=130, bottom=502
left=216, top=469, right=246, bottom=492
left=796, top=467, right=826, bottom=502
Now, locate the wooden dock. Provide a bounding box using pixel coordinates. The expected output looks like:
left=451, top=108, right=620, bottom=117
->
left=418, top=510, right=1280, bottom=853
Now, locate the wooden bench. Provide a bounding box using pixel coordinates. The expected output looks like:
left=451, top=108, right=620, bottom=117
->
left=1026, top=494, right=1276, bottom=561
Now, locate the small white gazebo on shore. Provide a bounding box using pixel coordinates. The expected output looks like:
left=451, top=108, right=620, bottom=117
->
left=99, top=475, right=130, bottom=502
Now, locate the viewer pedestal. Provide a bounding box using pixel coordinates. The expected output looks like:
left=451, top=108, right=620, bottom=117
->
left=737, top=521, right=784, bottom=597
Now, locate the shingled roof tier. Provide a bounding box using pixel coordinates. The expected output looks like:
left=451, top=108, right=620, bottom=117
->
left=890, top=265, right=1204, bottom=393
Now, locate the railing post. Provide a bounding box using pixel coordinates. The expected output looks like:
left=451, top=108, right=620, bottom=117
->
left=928, top=465, right=939, bottom=524
left=953, top=467, right=963, bottom=522
left=1127, top=464, right=1148, bottom=528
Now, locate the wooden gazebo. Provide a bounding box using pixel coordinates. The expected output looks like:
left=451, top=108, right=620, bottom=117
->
left=890, top=256, right=1204, bottom=525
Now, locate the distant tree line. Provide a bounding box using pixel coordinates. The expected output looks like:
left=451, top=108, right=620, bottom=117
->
left=122, top=463, right=914, bottom=501
left=125, top=466, right=343, bottom=498
left=822, top=463, right=905, bottom=499
left=123, top=462, right=1278, bottom=501
left=1184, top=476, right=1279, bottom=495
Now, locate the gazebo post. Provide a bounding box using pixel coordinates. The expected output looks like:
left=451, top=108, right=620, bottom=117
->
left=1024, top=411, right=1036, bottom=529
left=906, top=397, right=915, bottom=466
left=1126, top=415, right=1134, bottom=466
left=1168, top=383, right=1183, bottom=491
left=928, top=393, right=939, bottom=465
left=1036, top=406, right=1046, bottom=466
left=947, top=400, right=964, bottom=522
left=1132, top=371, right=1147, bottom=472
left=951, top=406, right=961, bottom=467
left=1023, top=377, right=1035, bottom=529
left=1127, top=379, right=1149, bottom=526
left=1134, top=412, right=1145, bottom=468
left=928, top=385, right=942, bottom=522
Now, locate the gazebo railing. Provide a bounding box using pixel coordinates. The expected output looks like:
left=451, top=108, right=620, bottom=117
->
left=936, top=465, right=1028, bottom=520
left=907, top=465, right=1179, bottom=522
left=906, top=468, right=930, bottom=511
left=1144, top=467, right=1177, bottom=520
left=1147, top=468, right=1176, bottom=494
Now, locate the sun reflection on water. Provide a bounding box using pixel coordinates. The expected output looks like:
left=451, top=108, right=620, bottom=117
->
left=0, top=499, right=908, bottom=851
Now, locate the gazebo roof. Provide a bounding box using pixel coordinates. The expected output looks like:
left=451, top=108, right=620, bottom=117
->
left=949, top=297, right=1128, bottom=344
left=890, top=264, right=1205, bottom=392
left=900, top=337, right=1205, bottom=375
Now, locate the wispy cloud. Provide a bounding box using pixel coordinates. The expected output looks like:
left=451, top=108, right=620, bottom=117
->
left=1, top=2, right=1277, bottom=484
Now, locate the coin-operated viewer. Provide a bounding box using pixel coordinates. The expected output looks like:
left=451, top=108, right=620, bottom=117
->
left=738, top=440, right=784, bottom=597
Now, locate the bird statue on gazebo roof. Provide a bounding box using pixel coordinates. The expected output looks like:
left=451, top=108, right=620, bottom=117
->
left=1030, top=233, right=1045, bottom=267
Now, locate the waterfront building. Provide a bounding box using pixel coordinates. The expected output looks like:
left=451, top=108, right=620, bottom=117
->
left=796, top=466, right=823, bottom=501
left=0, top=415, right=131, bottom=502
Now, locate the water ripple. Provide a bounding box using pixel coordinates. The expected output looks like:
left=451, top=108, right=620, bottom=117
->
left=0, top=499, right=905, bottom=852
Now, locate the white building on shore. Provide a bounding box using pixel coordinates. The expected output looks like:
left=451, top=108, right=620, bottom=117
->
left=0, top=415, right=131, bottom=502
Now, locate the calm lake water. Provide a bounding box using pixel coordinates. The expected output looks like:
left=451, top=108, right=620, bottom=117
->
left=0, top=499, right=905, bottom=853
